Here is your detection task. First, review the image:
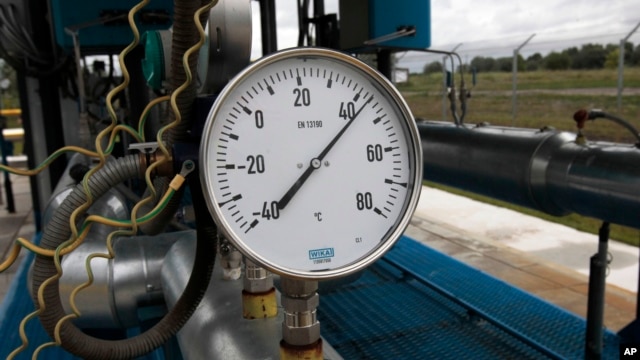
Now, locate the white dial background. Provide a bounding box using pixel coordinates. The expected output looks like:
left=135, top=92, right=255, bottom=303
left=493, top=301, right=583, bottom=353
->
left=201, top=48, right=421, bottom=279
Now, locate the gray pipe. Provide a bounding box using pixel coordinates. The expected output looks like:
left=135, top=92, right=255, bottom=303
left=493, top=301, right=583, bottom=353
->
left=31, top=154, right=215, bottom=359
left=161, top=234, right=285, bottom=360
left=36, top=153, right=179, bottom=329
left=59, top=232, right=180, bottom=329
left=419, top=121, right=640, bottom=229
left=161, top=235, right=344, bottom=360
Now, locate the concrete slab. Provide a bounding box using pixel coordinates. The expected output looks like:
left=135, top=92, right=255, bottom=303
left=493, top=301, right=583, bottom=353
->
left=415, top=186, right=639, bottom=293
left=407, top=215, right=636, bottom=332
left=408, top=188, right=637, bottom=332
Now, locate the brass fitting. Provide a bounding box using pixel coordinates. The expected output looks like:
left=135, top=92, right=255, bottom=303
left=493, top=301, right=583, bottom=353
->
left=242, top=288, right=278, bottom=319
left=146, top=150, right=174, bottom=177
left=280, top=339, right=323, bottom=360
left=243, top=260, right=277, bottom=319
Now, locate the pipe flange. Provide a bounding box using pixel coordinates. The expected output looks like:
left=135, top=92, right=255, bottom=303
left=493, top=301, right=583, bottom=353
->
left=527, top=131, right=575, bottom=216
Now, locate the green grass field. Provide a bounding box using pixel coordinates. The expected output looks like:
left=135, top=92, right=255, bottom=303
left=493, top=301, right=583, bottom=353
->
left=399, top=68, right=640, bottom=143
left=399, top=67, right=640, bottom=93
left=400, top=68, right=640, bottom=246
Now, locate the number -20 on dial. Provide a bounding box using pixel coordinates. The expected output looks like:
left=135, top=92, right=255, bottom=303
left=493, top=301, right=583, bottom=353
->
left=200, top=47, right=422, bottom=280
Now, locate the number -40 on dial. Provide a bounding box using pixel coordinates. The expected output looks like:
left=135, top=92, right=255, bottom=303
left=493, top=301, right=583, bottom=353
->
left=200, top=47, right=422, bottom=280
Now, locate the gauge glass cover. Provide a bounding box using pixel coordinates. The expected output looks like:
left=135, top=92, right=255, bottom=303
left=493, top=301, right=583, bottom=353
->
left=200, top=48, right=422, bottom=279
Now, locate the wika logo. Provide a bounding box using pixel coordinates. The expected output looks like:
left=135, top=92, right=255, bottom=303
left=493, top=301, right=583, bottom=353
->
left=309, top=248, right=335, bottom=260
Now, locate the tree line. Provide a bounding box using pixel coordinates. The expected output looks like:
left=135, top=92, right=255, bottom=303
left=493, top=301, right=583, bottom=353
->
left=423, top=42, right=640, bottom=74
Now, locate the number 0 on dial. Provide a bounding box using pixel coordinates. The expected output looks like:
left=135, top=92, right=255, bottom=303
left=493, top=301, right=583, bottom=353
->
left=200, top=47, right=422, bottom=280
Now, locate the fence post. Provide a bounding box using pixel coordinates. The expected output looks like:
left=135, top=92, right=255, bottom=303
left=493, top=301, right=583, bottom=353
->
left=511, top=34, right=535, bottom=125
left=617, top=21, right=640, bottom=112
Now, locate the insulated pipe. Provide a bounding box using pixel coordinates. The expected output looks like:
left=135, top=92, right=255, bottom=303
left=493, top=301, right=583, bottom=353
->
left=31, top=154, right=215, bottom=359
left=59, top=232, right=180, bottom=329
left=161, top=235, right=285, bottom=359
left=39, top=153, right=176, bottom=329
left=419, top=121, right=640, bottom=229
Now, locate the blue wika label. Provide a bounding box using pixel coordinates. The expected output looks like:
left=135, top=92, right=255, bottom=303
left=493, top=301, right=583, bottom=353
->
left=308, top=248, right=335, bottom=260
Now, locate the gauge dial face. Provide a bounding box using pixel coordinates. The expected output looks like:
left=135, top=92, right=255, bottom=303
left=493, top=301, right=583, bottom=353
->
left=200, top=48, right=422, bottom=279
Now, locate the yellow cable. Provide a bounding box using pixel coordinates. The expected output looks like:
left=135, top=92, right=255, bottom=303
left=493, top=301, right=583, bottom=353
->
left=8, top=254, right=62, bottom=359
left=0, top=146, right=99, bottom=176
left=12, top=1, right=215, bottom=356
left=98, top=0, right=150, bottom=156
left=62, top=198, right=145, bottom=336
left=138, top=95, right=171, bottom=141
left=84, top=187, right=174, bottom=227
left=29, top=1, right=151, bottom=355
left=32, top=341, right=57, bottom=359
left=2, top=161, right=182, bottom=261
left=0, top=243, right=20, bottom=272
left=141, top=0, right=217, bottom=208
left=0, top=226, right=89, bottom=272
left=32, top=223, right=96, bottom=356
left=31, top=238, right=80, bottom=358
left=63, top=171, right=186, bottom=327
left=7, top=234, right=84, bottom=358
left=158, top=0, right=218, bottom=160
left=53, top=172, right=187, bottom=347
left=7, top=308, right=37, bottom=359
left=68, top=0, right=150, bottom=241
left=108, top=124, right=144, bottom=148
left=15, top=224, right=93, bottom=258
left=63, top=247, right=113, bottom=336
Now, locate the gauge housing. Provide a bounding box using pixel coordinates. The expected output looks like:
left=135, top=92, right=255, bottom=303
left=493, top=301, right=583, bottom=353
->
left=200, top=47, right=422, bottom=280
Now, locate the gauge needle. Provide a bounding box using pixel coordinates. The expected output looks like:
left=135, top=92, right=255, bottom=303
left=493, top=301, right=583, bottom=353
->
left=278, top=96, right=373, bottom=210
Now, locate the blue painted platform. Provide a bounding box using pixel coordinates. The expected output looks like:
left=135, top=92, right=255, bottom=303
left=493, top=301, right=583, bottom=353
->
left=318, top=236, right=620, bottom=359
left=0, top=234, right=79, bottom=359
left=0, top=235, right=621, bottom=359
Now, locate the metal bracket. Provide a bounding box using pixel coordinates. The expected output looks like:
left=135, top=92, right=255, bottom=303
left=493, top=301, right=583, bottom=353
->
left=363, top=26, right=416, bottom=46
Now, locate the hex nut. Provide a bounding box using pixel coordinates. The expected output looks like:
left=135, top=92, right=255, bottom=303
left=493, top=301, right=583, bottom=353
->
left=281, top=293, right=319, bottom=313
left=243, top=276, right=273, bottom=293
left=282, top=321, right=321, bottom=346
left=280, top=277, right=318, bottom=296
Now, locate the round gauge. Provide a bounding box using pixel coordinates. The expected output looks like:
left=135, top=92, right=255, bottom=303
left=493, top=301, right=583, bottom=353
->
left=200, top=47, right=422, bottom=280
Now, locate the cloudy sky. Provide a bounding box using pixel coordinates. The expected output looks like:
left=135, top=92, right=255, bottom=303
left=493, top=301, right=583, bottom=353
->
left=251, top=0, right=640, bottom=71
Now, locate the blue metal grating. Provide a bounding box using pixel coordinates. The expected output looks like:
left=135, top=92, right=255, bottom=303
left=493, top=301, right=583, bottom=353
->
left=0, top=234, right=622, bottom=359
left=318, top=236, right=620, bottom=359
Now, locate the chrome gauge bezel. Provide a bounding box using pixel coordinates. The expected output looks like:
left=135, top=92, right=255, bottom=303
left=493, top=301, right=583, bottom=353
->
left=200, top=47, right=422, bottom=280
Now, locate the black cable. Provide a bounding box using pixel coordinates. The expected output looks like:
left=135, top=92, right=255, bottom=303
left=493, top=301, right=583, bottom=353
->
left=0, top=7, right=44, bottom=63
left=7, top=6, right=41, bottom=56
left=0, top=5, right=70, bottom=78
